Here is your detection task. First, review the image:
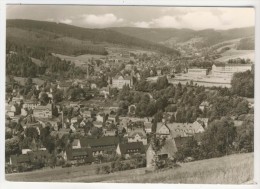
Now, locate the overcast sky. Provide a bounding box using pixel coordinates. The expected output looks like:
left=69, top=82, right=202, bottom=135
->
left=6, top=5, right=255, bottom=30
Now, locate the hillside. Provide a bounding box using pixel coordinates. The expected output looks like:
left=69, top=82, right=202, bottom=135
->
left=6, top=153, right=253, bottom=184
left=109, top=27, right=255, bottom=48
left=6, top=19, right=180, bottom=56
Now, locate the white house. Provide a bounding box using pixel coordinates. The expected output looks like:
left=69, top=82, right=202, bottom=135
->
left=111, top=75, right=132, bottom=89
left=33, top=104, right=52, bottom=118
left=127, top=129, right=147, bottom=145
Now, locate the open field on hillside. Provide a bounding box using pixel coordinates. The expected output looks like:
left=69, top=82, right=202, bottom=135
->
left=216, top=49, right=255, bottom=62
left=6, top=153, right=254, bottom=184
left=52, top=53, right=107, bottom=66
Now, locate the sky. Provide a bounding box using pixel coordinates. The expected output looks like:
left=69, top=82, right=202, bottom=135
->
left=6, top=5, right=255, bottom=30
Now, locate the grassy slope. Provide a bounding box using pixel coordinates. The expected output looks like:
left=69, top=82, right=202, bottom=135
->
left=6, top=153, right=253, bottom=184
left=216, top=49, right=255, bottom=62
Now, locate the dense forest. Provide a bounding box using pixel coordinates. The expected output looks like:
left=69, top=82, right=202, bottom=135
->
left=7, top=19, right=180, bottom=56
left=6, top=50, right=86, bottom=79
left=231, top=70, right=254, bottom=98
left=110, top=26, right=255, bottom=48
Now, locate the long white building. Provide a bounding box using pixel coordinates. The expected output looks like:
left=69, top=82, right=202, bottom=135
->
left=212, top=64, right=252, bottom=78
left=187, top=68, right=208, bottom=76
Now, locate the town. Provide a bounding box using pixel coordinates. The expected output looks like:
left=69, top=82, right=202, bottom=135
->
left=5, top=18, right=254, bottom=183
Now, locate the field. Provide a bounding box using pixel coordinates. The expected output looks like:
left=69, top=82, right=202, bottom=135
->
left=6, top=153, right=254, bottom=184
left=216, top=49, right=255, bottom=62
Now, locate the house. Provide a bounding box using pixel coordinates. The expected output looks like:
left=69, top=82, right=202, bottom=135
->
left=21, top=108, right=28, bottom=116
left=158, top=122, right=205, bottom=138
left=50, top=128, right=71, bottom=139
left=57, top=82, right=72, bottom=91
left=63, top=148, right=94, bottom=165
left=23, top=100, right=39, bottom=110
left=96, top=113, right=105, bottom=123
left=22, top=149, right=32, bottom=154
left=196, top=118, right=209, bottom=129
left=111, top=75, right=132, bottom=89
left=234, top=120, right=243, bottom=127
left=10, top=150, right=50, bottom=167
left=125, top=64, right=133, bottom=71
left=70, top=124, right=77, bottom=133
left=72, top=139, right=81, bottom=149
left=12, top=96, right=24, bottom=105
left=33, top=104, right=52, bottom=118
left=144, top=122, right=153, bottom=133
left=116, top=142, right=145, bottom=158
left=100, top=87, right=110, bottom=99
left=146, top=137, right=178, bottom=169
left=28, top=150, right=50, bottom=165
left=127, top=129, right=147, bottom=145
left=79, top=136, right=120, bottom=156
left=71, top=117, right=78, bottom=124
left=109, top=105, right=120, bottom=114
left=90, top=83, right=97, bottom=89
left=104, top=129, right=117, bottom=136
left=93, top=121, right=103, bottom=128
left=156, top=123, right=171, bottom=136
left=10, top=154, right=30, bottom=166
left=5, top=105, right=15, bottom=117
left=192, top=121, right=205, bottom=133
left=70, top=101, right=80, bottom=108
left=81, top=110, right=92, bottom=118
left=107, top=114, right=118, bottom=123
left=199, top=101, right=209, bottom=111
left=174, top=136, right=191, bottom=150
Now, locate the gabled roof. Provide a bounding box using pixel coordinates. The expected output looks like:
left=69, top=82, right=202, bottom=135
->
left=28, top=150, right=50, bottom=160
left=118, top=142, right=145, bottom=155
left=10, top=154, right=30, bottom=165
left=80, top=136, right=120, bottom=148
left=128, top=129, right=147, bottom=138
left=174, top=136, right=191, bottom=149
left=157, top=138, right=178, bottom=157
left=72, top=139, right=80, bottom=147
left=66, top=148, right=94, bottom=162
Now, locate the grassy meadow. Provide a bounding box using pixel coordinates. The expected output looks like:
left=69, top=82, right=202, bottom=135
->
left=216, top=49, right=255, bottom=62
left=6, top=153, right=253, bottom=184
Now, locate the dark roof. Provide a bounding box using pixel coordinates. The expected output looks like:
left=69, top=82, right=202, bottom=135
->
left=28, top=150, right=50, bottom=160
left=10, top=154, right=30, bottom=165
left=128, top=129, right=147, bottom=138
left=80, top=136, right=120, bottom=148
left=214, top=64, right=252, bottom=67
left=174, top=136, right=190, bottom=149
left=118, top=142, right=145, bottom=155
left=66, top=148, right=94, bottom=162
left=157, top=138, right=178, bottom=157
left=10, top=150, right=50, bottom=165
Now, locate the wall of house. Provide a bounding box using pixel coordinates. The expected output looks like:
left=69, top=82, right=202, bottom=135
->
left=146, top=145, right=155, bottom=169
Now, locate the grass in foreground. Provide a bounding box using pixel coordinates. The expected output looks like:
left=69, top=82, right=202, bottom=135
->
left=6, top=153, right=253, bottom=184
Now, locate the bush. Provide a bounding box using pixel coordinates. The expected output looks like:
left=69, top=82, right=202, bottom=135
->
left=101, top=165, right=111, bottom=174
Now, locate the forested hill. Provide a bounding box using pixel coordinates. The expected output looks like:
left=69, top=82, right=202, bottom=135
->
left=109, top=27, right=255, bottom=47
left=6, top=19, right=180, bottom=56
